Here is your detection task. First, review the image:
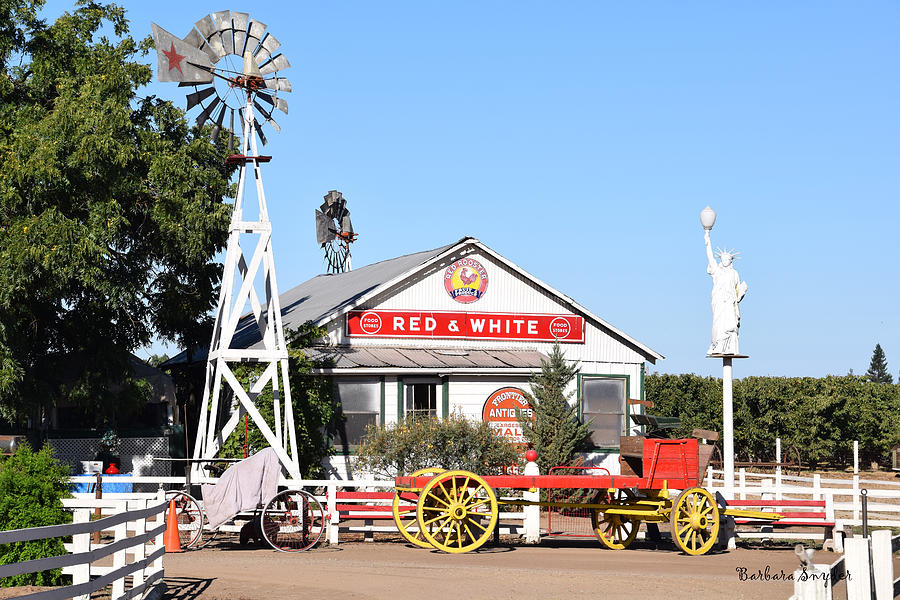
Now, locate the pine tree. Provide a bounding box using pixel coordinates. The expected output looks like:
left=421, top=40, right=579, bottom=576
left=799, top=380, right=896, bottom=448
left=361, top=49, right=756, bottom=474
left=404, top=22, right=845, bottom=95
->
left=866, top=343, right=893, bottom=384
left=517, top=344, right=592, bottom=475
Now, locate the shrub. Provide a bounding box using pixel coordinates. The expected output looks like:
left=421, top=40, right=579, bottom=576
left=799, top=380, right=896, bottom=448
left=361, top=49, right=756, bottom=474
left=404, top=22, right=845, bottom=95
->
left=0, top=443, right=72, bottom=586
left=353, top=412, right=522, bottom=479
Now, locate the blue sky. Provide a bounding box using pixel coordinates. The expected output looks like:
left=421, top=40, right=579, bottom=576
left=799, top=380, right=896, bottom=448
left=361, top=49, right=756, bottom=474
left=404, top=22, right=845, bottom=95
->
left=40, top=2, right=900, bottom=378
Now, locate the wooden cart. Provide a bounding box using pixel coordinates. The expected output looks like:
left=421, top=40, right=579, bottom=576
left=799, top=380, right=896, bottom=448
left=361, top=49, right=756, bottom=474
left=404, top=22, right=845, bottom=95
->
left=392, top=436, right=778, bottom=556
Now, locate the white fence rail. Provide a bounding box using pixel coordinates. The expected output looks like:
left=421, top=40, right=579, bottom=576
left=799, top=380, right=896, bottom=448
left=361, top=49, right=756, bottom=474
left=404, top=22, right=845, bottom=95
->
left=0, top=490, right=166, bottom=600
left=706, top=467, right=900, bottom=551
left=67, top=475, right=529, bottom=547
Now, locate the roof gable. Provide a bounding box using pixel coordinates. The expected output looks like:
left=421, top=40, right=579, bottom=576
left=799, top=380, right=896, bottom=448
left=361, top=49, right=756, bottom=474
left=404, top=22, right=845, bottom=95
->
left=164, top=236, right=663, bottom=366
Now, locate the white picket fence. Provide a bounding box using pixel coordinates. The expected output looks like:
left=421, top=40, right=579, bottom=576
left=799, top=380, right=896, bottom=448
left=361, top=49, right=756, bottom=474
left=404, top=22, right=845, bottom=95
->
left=0, top=490, right=167, bottom=600
left=705, top=466, right=900, bottom=551
left=67, top=474, right=530, bottom=546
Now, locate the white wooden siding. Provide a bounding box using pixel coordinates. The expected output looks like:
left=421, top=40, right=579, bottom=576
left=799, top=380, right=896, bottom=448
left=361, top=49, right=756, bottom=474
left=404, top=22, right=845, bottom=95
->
left=323, top=250, right=649, bottom=365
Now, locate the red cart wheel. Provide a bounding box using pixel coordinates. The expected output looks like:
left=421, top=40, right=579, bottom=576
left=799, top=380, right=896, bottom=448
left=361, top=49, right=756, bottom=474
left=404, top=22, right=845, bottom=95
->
left=590, top=489, right=639, bottom=550
left=261, top=489, right=325, bottom=552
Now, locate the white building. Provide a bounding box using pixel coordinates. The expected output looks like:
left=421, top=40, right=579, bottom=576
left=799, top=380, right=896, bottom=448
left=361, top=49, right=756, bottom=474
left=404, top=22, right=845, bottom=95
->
left=169, top=236, right=663, bottom=477
left=259, top=236, right=663, bottom=477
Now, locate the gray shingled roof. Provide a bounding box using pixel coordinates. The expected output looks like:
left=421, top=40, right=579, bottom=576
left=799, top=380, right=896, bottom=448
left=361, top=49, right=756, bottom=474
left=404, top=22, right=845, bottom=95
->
left=163, top=240, right=459, bottom=366
left=305, top=346, right=548, bottom=371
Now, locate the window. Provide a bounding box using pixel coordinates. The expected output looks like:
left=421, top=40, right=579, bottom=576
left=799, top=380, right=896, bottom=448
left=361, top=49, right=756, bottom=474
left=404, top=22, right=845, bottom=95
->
left=334, top=379, right=380, bottom=449
left=581, top=376, right=626, bottom=447
left=405, top=382, right=438, bottom=418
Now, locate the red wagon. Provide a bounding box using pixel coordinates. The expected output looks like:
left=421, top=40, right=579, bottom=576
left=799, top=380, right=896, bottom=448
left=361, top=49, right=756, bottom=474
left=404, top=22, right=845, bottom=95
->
left=392, top=436, right=777, bottom=555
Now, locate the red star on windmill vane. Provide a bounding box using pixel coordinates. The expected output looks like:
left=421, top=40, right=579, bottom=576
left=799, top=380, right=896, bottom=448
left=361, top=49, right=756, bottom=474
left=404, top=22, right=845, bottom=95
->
left=162, top=42, right=185, bottom=74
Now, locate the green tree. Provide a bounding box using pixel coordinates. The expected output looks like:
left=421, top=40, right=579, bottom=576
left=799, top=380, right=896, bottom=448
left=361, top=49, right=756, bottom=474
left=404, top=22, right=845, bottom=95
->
left=0, top=443, right=72, bottom=586
left=0, top=1, right=235, bottom=429
left=647, top=372, right=900, bottom=468
left=645, top=373, right=722, bottom=440
left=218, top=324, right=337, bottom=478
left=146, top=354, right=169, bottom=368
left=866, top=343, right=893, bottom=384
left=516, top=343, right=591, bottom=475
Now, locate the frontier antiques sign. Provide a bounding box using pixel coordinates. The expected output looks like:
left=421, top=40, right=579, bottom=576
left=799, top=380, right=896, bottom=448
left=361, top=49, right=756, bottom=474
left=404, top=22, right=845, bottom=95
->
left=346, top=310, right=585, bottom=343
left=482, top=387, right=533, bottom=443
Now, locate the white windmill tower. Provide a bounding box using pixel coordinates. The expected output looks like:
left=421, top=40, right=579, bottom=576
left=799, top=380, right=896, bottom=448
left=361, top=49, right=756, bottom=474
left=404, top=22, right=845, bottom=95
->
left=152, top=12, right=300, bottom=480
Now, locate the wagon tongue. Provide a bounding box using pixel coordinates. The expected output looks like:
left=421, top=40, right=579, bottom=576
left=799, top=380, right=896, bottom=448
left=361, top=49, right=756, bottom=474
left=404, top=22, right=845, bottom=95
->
left=722, top=508, right=785, bottom=521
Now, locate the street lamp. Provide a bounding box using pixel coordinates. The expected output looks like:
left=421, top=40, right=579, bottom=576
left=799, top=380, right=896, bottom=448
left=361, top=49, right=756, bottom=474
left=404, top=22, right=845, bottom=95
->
left=700, top=206, right=716, bottom=231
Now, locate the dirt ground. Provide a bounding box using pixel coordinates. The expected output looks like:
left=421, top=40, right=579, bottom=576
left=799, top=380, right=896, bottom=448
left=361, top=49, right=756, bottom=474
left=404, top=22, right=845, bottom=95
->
left=159, top=538, right=863, bottom=600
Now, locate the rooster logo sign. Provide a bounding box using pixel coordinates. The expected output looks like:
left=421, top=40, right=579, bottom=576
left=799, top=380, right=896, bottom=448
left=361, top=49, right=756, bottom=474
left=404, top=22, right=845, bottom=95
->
left=444, top=258, right=489, bottom=304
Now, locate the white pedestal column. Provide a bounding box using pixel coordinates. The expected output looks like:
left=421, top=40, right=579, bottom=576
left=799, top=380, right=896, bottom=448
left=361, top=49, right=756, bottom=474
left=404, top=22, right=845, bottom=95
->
left=708, top=353, right=747, bottom=500
left=722, top=357, right=734, bottom=499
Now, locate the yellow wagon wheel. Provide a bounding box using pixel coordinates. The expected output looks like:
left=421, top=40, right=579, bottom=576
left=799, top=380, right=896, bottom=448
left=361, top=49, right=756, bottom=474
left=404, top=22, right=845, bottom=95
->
left=416, top=470, right=498, bottom=554
left=590, top=488, right=640, bottom=550
left=392, top=467, right=445, bottom=548
left=670, top=487, right=719, bottom=555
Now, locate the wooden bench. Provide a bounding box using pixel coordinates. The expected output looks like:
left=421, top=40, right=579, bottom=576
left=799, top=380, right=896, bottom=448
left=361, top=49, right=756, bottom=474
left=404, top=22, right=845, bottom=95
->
left=721, top=497, right=840, bottom=550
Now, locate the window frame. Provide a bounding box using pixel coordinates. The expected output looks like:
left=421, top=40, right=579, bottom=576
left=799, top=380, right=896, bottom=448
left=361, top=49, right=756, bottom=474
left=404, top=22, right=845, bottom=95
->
left=577, top=373, right=630, bottom=451
left=331, top=377, right=384, bottom=453
left=403, top=377, right=441, bottom=419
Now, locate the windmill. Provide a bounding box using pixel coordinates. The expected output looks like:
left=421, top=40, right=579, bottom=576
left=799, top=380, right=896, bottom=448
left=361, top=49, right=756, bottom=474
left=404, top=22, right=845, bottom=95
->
left=315, top=190, right=358, bottom=273
left=153, top=12, right=300, bottom=480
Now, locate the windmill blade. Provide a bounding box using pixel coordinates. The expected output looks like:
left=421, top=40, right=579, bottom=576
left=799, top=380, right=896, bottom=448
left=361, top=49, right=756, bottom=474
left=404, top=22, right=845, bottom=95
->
left=331, top=198, right=347, bottom=220
left=183, top=28, right=220, bottom=64
left=253, top=100, right=274, bottom=122
left=246, top=20, right=267, bottom=53
left=259, top=54, right=291, bottom=76
left=255, top=33, right=281, bottom=64
left=228, top=108, right=236, bottom=152
left=341, top=215, right=354, bottom=236
left=186, top=86, right=215, bottom=110
left=255, top=91, right=275, bottom=106
left=211, top=11, right=234, bottom=55
left=263, top=77, right=292, bottom=93
left=256, top=92, right=289, bottom=115
left=315, top=210, right=335, bottom=244
left=210, top=104, right=227, bottom=143
left=265, top=118, right=281, bottom=134
left=195, top=95, right=220, bottom=127
left=253, top=119, right=268, bottom=146
left=232, top=12, right=249, bottom=56
left=195, top=15, right=226, bottom=59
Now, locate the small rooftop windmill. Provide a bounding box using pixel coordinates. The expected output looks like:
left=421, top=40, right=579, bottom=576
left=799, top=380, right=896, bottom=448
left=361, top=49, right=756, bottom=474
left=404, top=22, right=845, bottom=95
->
left=315, top=190, right=358, bottom=273
left=153, top=12, right=300, bottom=480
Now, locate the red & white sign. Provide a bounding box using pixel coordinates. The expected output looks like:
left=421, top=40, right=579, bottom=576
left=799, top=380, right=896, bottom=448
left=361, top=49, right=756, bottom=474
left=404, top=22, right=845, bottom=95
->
left=346, top=310, right=585, bottom=343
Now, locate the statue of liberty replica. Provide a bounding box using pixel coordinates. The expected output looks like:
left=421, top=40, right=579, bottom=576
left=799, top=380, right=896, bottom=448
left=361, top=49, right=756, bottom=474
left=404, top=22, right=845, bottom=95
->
left=702, top=207, right=748, bottom=356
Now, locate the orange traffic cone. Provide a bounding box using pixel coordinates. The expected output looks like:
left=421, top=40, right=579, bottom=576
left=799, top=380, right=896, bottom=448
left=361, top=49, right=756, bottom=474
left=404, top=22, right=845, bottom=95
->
left=164, top=498, right=183, bottom=553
